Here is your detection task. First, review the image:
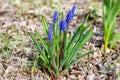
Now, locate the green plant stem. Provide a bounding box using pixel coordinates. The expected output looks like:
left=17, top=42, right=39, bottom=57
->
left=31, top=55, right=39, bottom=73
left=66, top=23, right=69, bottom=33
left=104, top=30, right=110, bottom=52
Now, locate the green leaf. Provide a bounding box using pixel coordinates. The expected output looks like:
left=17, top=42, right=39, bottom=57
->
left=110, top=31, right=120, bottom=48
left=32, top=55, right=39, bottom=73
left=65, top=28, right=93, bottom=67
left=54, top=21, right=58, bottom=34
left=118, top=71, right=120, bottom=80
left=65, top=26, right=84, bottom=64
left=59, top=12, right=64, bottom=20
left=59, top=25, right=93, bottom=71
left=29, top=33, right=49, bottom=64
left=66, top=24, right=85, bottom=54
left=29, top=33, right=43, bottom=53
left=54, top=34, right=60, bottom=68
left=34, top=30, right=49, bottom=54
left=63, top=31, right=67, bottom=55
left=51, top=38, right=58, bottom=72
left=103, top=0, right=120, bottom=51
left=4, top=39, right=10, bottom=49
left=75, top=51, right=93, bottom=63
left=41, top=15, right=49, bottom=36
left=62, top=51, right=92, bottom=74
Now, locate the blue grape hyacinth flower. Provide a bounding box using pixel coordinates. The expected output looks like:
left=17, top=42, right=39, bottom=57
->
left=71, top=5, right=76, bottom=14
left=52, top=11, right=58, bottom=23
left=59, top=20, right=66, bottom=32
left=66, top=5, right=76, bottom=23
left=48, top=23, right=53, bottom=41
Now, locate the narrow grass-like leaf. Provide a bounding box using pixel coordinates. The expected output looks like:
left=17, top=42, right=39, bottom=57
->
left=65, top=29, right=93, bottom=67
left=59, top=26, right=93, bottom=71
left=41, top=16, right=49, bottom=36
left=34, top=30, right=49, bottom=54
left=61, top=51, right=92, bottom=74
left=66, top=24, right=82, bottom=49
left=29, top=33, right=49, bottom=64
left=31, top=55, right=39, bottom=73
left=59, top=25, right=84, bottom=71
left=65, top=26, right=86, bottom=64
left=29, top=33, right=43, bottom=53
left=110, top=31, right=120, bottom=48
left=4, top=39, right=10, bottom=49
left=59, top=12, right=64, bottom=20
left=63, top=31, right=67, bottom=55
left=118, top=71, right=120, bottom=80
left=66, top=24, right=85, bottom=53
left=75, top=51, right=93, bottom=63
left=103, top=0, right=120, bottom=51
left=54, top=21, right=59, bottom=36
left=51, top=38, right=58, bottom=73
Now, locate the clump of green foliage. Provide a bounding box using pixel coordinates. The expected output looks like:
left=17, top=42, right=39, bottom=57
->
left=0, top=33, right=11, bottom=57
left=29, top=5, right=93, bottom=78
left=103, top=0, right=120, bottom=52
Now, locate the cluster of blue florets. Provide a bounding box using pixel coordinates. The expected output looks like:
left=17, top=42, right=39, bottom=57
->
left=52, top=11, right=58, bottom=23
left=48, top=5, right=76, bottom=41
left=66, top=5, right=76, bottom=23
left=59, top=20, right=66, bottom=31
left=48, top=23, right=53, bottom=41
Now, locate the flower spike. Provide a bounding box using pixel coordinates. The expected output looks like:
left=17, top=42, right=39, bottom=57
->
left=52, top=11, right=58, bottom=23
left=59, top=20, right=66, bottom=32
left=66, top=5, right=76, bottom=24
left=48, top=23, right=53, bottom=41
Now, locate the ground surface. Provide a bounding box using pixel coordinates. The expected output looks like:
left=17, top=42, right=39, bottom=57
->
left=0, top=0, right=120, bottom=80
